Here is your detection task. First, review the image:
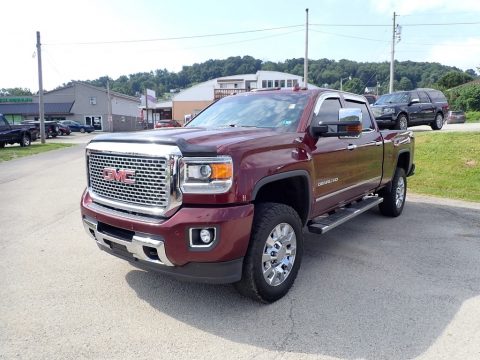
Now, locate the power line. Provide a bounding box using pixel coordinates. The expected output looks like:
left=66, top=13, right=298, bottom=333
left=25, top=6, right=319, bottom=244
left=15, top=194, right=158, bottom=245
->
left=401, top=21, right=480, bottom=26
left=45, top=24, right=304, bottom=46
left=310, top=20, right=480, bottom=27
left=310, top=29, right=389, bottom=43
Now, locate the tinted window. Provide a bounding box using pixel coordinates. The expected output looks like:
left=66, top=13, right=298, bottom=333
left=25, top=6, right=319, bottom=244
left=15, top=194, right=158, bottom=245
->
left=0, top=116, right=7, bottom=127
left=409, top=91, right=419, bottom=101
left=313, top=98, right=341, bottom=124
left=428, top=90, right=447, bottom=102
left=345, top=100, right=374, bottom=130
left=187, top=92, right=310, bottom=131
left=418, top=91, right=430, bottom=103
left=375, top=92, right=409, bottom=105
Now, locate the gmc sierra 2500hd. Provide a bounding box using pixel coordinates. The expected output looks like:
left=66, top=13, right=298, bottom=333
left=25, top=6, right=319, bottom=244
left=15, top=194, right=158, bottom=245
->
left=81, top=88, right=415, bottom=303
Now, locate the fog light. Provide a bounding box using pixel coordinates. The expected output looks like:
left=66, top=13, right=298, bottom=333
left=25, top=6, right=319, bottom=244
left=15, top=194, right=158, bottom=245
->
left=200, top=229, right=212, bottom=243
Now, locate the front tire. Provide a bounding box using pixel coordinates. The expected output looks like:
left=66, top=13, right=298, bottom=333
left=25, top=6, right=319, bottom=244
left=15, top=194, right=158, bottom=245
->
left=379, top=167, right=407, bottom=217
left=431, top=113, right=444, bottom=130
left=80, top=128, right=86, bottom=133
left=234, top=203, right=303, bottom=303
left=394, top=114, right=408, bottom=130
left=20, top=134, right=31, bottom=147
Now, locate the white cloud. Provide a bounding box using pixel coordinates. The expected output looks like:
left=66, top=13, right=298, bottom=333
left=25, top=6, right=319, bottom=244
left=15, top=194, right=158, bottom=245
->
left=371, top=0, right=480, bottom=14
left=426, top=37, right=480, bottom=70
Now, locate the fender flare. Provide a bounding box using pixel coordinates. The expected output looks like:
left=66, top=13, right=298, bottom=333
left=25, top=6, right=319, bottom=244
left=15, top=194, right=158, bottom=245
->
left=252, top=170, right=312, bottom=222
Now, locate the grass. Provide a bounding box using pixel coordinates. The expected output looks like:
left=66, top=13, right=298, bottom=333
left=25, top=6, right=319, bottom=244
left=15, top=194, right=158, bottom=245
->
left=465, top=111, right=480, bottom=123
left=409, top=131, right=480, bottom=202
left=0, top=143, right=74, bottom=162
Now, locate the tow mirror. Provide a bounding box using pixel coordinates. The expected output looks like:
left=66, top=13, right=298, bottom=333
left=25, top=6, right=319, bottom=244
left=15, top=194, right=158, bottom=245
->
left=311, top=108, right=363, bottom=138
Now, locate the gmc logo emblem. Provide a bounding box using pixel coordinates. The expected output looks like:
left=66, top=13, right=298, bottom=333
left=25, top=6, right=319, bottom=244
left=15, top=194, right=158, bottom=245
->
left=102, top=167, right=135, bottom=184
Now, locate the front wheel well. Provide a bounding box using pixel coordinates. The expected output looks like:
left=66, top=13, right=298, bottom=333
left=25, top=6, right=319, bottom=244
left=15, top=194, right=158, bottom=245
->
left=253, top=176, right=310, bottom=226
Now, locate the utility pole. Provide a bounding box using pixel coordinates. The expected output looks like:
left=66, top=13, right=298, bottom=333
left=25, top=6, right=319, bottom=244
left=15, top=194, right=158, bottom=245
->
left=304, top=8, right=309, bottom=88
left=36, top=31, right=46, bottom=144
left=144, top=88, right=149, bottom=129
left=389, top=12, right=398, bottom=93
left=106, top=78, right=113, bottom=132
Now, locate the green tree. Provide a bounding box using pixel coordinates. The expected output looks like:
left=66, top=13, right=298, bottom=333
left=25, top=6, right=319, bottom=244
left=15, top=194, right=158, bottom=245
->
left=343, top=78, right=363, bottom=94
left=398, top=77, right=413, bottom=90
left=438, top=71, right=473, bottom=89
left=0, top=87, right=33, bottom=96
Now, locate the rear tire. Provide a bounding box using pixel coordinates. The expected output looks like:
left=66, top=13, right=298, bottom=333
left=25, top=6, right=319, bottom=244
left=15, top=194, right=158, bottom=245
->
left=431, top=113, right=444, bottom=130
left=80, top=128, right=86, bottom=133
left=379, top=167, right=407, bottom=217
left=234, top=203, right=303, bottom=303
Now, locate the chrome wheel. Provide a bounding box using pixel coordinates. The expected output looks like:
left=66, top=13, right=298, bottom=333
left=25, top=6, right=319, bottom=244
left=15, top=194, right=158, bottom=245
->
left=399, top=116, right=408, bottom=130
left=262, top=223, right=297, bottom=287
left=436, top=114, right=443, bottom=128
left=395, top=176, right=405, bottom=209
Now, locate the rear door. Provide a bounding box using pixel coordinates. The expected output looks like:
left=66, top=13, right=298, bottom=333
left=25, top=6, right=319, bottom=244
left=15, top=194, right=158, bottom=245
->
left=418, top=90, right=435, bottom=122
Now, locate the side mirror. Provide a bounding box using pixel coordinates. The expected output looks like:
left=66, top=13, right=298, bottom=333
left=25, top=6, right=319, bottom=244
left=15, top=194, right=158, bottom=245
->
left=311, top=108, right=363, bottom=138
left=409, top=98, right=419, bottom=105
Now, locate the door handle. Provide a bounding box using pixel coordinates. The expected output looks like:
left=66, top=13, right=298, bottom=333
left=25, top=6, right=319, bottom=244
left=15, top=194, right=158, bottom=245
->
left=347, top=144, right=357, bottom=150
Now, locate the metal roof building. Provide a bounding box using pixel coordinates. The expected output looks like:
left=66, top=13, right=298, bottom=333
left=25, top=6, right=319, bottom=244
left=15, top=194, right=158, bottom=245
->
left=0, top=82, right=141, bottom=132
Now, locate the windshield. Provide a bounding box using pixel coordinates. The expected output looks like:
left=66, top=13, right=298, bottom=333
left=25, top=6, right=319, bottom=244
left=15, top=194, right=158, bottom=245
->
left=375, top=92, right=409, bottom=105
left=186, top=92, right=310, bottom=131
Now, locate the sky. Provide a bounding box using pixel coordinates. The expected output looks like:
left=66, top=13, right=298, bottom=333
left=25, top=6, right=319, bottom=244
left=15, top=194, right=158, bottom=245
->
left=2, top=0, right=480, bottom=91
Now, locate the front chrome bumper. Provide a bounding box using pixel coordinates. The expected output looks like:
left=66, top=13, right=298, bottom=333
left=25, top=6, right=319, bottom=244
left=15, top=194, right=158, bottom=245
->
left=83, top=216, right=174, bottom=267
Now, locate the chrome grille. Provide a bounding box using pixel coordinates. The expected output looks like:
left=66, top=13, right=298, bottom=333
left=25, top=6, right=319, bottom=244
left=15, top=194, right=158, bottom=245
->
left=88, top=152, right=169, bottom=209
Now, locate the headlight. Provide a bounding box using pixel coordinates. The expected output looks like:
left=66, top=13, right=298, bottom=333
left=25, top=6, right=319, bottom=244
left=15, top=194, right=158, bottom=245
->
left=383, top=107, right=395, bottom=115
left=180, top=156, right=233, bottom=194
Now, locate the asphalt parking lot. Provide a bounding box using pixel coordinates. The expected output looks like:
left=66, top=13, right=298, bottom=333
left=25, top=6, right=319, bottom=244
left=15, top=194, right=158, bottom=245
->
left=1, top=141, right=479, bottom=360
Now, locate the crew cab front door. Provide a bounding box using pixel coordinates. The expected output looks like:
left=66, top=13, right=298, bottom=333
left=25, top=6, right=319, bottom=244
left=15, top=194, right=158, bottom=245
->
left=310, top=93, right=383, bottom=217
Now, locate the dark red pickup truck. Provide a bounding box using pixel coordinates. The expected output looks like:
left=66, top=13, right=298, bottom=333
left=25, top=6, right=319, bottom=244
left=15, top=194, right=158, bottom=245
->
left=81, top=88, right=415, bottom=303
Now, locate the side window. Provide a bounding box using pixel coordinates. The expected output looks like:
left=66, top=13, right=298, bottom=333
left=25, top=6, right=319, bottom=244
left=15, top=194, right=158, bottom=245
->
left=345, top=100, right=374, bottom=130
left=0, top=117, right=7, bottom=127
left=409, top=91, right=419, bottom=102
left=313, top=98, right=341, bottom=124
left=418, top=91, right=430, bottom=103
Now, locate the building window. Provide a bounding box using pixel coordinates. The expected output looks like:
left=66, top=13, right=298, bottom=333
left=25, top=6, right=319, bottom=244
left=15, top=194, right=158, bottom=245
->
left=89, top=97, right=97, bottom=105
left=274, top=80, right=279, bottom=87
left=280, top=80, right=285, bottom=88
left=85, top=115, right=102, bottom=130
left=267, top=80, right=273, bottom=88
left=262, top=80, right=267, bottom=88
left=287, top=80, right=293, bottom=87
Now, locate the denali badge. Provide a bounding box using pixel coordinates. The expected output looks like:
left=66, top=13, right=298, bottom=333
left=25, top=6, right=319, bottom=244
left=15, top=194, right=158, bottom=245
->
left=102, top=167, right=135, bottom=184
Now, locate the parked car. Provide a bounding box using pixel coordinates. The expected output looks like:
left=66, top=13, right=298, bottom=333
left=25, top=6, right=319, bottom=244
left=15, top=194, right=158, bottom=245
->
left=0, top=114, right=36, bottom=148
left=446, top=110, right=466, bottom=124
left=371, top=88, right=449, bottom=130
left=21, top=120, right=59, bottom=138
left=57, top=122, right=71, bottom=135
left=154, top=120, right=181, bottom=128
left=59, top=120, right=94, bottom=133
left=363, top=94, right=377, bottom=105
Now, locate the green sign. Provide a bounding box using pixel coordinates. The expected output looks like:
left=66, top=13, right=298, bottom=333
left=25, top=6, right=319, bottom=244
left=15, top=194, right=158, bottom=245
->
left=0, top=97, right=33, bottom=103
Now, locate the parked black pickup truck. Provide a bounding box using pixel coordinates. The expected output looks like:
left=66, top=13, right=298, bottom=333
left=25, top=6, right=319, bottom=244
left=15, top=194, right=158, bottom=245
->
left=0, top=114, right=38, bottom=148
left=21, top=120, right=59, bottom=138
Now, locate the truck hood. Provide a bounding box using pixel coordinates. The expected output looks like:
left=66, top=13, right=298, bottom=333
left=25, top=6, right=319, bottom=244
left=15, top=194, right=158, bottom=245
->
left=90, top=127, right=287, bottom=156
